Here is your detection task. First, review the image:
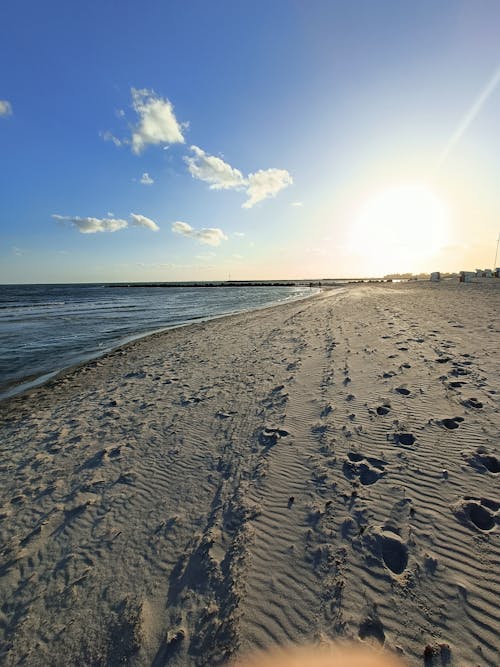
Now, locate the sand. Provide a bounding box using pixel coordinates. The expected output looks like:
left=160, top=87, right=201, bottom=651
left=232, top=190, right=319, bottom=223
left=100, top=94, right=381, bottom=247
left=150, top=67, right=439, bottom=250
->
left=0, top=281, right=498, bottom=666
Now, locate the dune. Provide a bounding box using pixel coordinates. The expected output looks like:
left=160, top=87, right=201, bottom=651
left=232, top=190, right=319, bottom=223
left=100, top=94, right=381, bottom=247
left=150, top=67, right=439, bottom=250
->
left=0, top=281, right=498, bottom=666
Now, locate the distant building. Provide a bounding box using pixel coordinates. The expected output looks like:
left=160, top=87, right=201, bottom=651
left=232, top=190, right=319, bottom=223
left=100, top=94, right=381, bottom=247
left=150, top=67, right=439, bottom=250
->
left=430, top=272, right=440, bottom=282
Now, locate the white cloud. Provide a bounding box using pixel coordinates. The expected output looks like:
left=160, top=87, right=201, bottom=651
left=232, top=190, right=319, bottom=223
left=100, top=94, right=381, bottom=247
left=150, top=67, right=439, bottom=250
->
left=130, top=88, right=185, bottom=154
left=291, top=201, right=303, bottom=207
left=185, top=145, right=246, bottom=190
left=53, top=212, right=160, bottom=233
left=243, top=168, right=293, bottom=209
left=100, top=130, right=122, bottom=147
left=0, top=100, right=12, bottom=117
left=130, top=213, right=159, bottom=231
left=184, top=145, right=292, bottom=208
left=233, top=232, right=245, bottom=237
left=172, top=221, right=228, bottom=246
left=195, top=252, right=216, bottom=261
left=53, top=214, right=128, bottom=234
left=140, top=172, right=154, bottom=185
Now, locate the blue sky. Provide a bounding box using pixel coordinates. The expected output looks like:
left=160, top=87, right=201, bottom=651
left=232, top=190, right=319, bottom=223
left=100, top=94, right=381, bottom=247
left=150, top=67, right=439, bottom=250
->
left=1, top=1, right=500, bottom=282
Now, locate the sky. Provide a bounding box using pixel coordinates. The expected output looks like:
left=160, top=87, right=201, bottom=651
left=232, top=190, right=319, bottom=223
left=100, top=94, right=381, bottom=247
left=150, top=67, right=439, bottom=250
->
left=1, top=0, right=500, bottom=283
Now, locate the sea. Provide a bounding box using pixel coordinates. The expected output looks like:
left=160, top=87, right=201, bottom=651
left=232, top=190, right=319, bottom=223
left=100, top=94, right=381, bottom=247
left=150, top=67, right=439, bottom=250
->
left=0, top=283, right=317, bottom=399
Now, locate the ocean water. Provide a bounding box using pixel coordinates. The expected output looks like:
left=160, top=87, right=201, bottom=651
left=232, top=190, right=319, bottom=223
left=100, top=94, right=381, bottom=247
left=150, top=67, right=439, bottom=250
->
left=0, top=283, right=316, bottom=399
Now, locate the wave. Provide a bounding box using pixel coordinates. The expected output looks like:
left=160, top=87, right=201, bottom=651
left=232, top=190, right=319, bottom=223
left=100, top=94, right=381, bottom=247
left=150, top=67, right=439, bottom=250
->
left=0, top=301, right=68, bottom=309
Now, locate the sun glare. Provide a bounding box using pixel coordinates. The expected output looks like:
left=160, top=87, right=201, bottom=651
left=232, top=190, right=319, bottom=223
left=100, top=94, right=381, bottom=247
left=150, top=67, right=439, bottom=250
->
left=349, top=184, right=450, bottom=273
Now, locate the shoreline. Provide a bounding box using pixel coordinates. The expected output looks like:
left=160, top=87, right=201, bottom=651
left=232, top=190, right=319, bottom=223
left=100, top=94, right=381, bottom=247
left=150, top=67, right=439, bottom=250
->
left=0, top=281, right=498, bottom=666
left=0, top=286, right=324, bottom=403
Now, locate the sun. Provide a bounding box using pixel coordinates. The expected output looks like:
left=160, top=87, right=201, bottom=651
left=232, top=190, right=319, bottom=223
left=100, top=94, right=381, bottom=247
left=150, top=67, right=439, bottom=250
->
left=348, top=184, right=450, bottom=273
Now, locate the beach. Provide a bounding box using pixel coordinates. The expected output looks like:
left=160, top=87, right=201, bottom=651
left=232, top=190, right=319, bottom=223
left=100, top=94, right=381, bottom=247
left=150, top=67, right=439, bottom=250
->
left=0, top=281, right=498, bottom=666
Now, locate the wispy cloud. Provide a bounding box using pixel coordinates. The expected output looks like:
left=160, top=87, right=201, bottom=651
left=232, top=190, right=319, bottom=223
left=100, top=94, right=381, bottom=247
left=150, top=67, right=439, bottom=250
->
left=243, top=169, right=293, bottom=209
left=185, top=145, right=246, bottom=190
left=140, top=172, right=154, bottom=185
left=0, top=100, right=12, bottom=117
left=53, top=212, right=160, bottom=233
left=53, top=214, right=128, bottom=233
left=291, top=201, right=303, bottom=207
left=172, top=221, right=228, bottom=246
left=130, top=213, right=159, bottom=231
left=100, top=130, right=122, bottom=147
left=185, top=145, right=292, bottom=208
left=130, top=88, right=185, bottom=154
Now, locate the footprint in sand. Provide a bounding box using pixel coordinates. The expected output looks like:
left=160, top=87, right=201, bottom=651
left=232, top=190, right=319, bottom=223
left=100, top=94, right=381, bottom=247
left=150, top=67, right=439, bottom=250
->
left=321, top=404, right=333, bottom=417
left=82, top=446, right=122, bottom=469
left=440, top=417, right=464, bottom=430
left=435, top=356, right=452, bottom=364
left=453, top=497, right=499, bottom=532
left=450, top=364, right=470, bottom=377
left=363, top=526, right=409, bottom=575
left=82, top=449, right=108, bottom=469
left=259, top=426, right=290, bottom=447
left=343, top=452, right=387, bottom=485
left=375, top=497, right=413, bottom=574
left=358, top=616, right=385, bottom=645
left=461, top=397, right=483, bottom=409
left=396, top=433, right=416, bottom=446
left=381, top=533, right=408, bottom=574
left=124, top=371, right=148, bottom=379
left=387, top=432, right=416, bottom=448
left=467, top=447, right=500, bottom=474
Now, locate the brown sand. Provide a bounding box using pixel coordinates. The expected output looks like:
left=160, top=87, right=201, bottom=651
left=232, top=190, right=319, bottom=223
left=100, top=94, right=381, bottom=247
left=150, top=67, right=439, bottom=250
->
left=0, top=281, right=498, bottom=666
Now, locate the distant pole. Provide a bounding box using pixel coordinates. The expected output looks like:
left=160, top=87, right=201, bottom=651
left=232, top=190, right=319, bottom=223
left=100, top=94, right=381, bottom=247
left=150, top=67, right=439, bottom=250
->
left=494, top=233, right=500, bottom=269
